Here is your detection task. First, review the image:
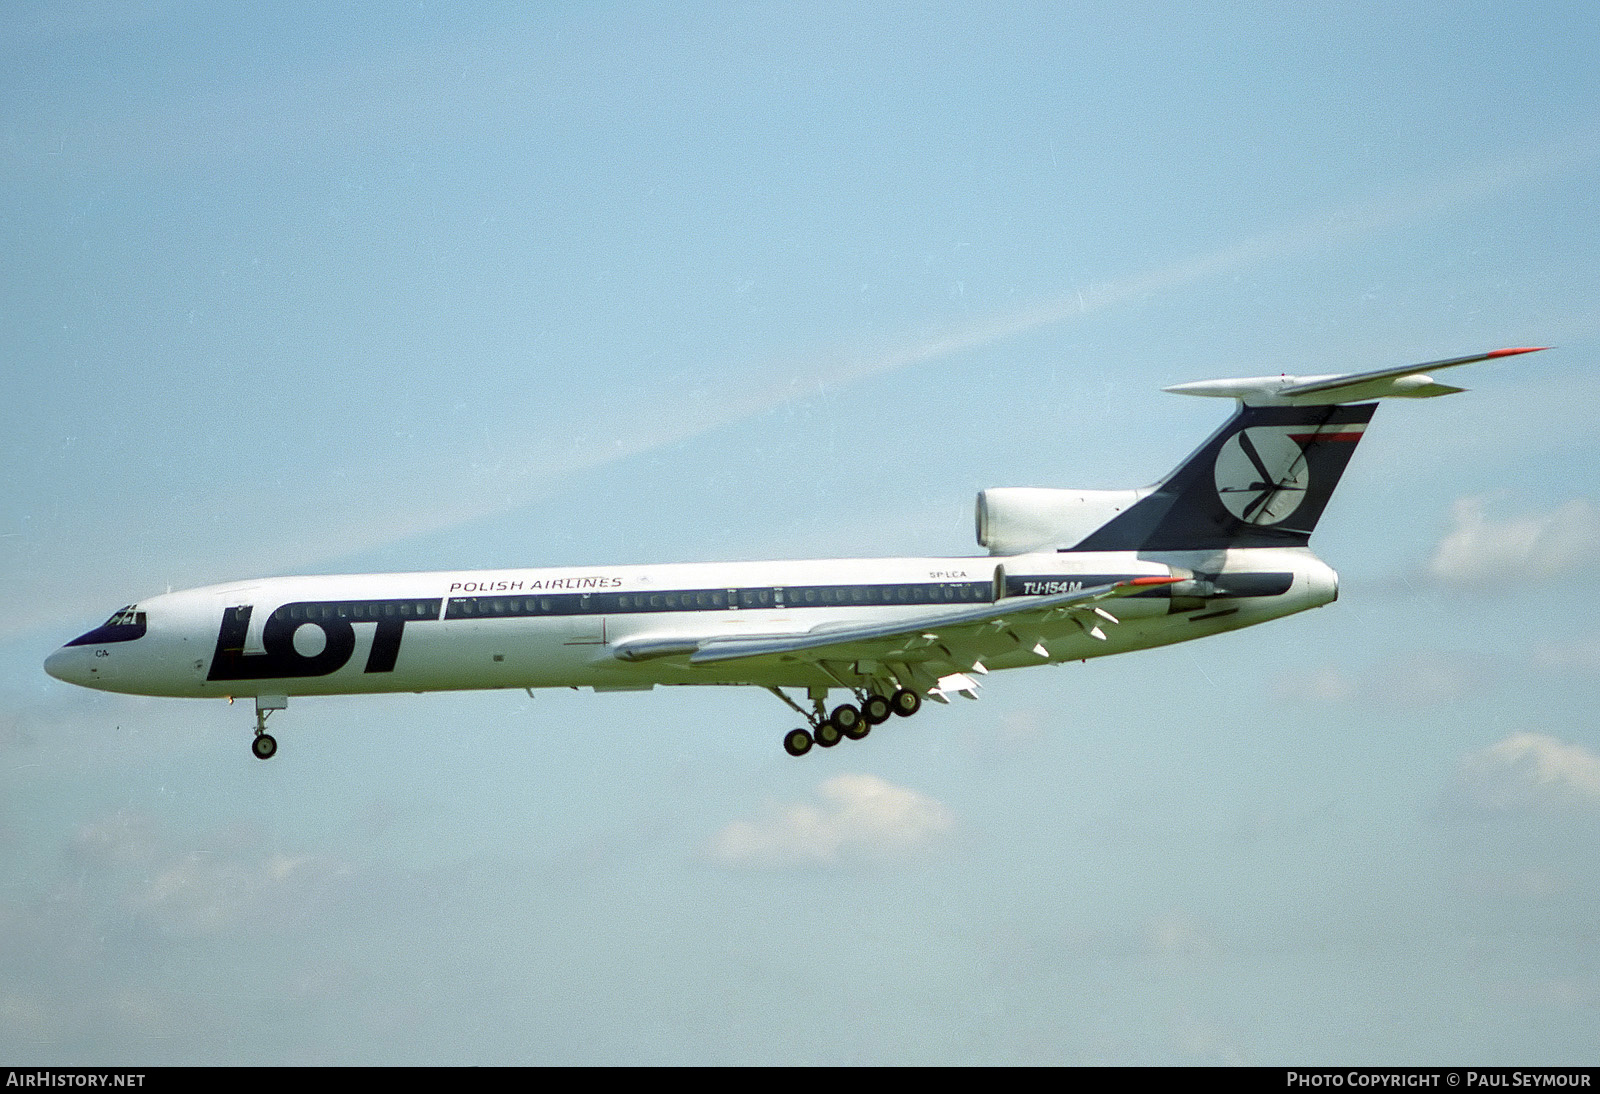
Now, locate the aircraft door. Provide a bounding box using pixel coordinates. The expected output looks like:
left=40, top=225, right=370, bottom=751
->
left=561, top=593, right=607, bottom=646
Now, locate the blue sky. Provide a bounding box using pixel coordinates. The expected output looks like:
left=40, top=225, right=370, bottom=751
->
left=3, top=1, right=1599, bottom=1064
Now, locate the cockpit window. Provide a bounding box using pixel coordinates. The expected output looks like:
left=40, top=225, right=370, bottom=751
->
left=65, top=605, right=148, bottom=647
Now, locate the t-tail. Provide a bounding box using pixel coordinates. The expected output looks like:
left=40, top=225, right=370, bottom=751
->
left=975, top=348, right=1546, bottom=556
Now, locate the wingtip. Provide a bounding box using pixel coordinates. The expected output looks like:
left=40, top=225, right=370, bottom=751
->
left=1488, top=346, right=1550, bottom=358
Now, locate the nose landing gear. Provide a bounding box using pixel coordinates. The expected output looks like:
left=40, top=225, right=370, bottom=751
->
left=249, top=694, right=287, bottom=760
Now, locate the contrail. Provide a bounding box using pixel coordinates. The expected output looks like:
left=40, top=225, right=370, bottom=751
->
left=9, top=134, right=1594, bottom=641
left=290, top=134, right=1600, bottom=568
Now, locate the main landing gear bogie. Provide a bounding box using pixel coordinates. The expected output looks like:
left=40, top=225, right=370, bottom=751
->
left=773, top=687, right=924, bottom=758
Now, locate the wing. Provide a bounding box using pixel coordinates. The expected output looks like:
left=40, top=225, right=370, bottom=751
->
left=612, top=576, right=1179, bottom=698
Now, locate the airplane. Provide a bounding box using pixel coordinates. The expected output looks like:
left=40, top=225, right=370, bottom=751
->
left=44, top=346, right=1545, bottom=760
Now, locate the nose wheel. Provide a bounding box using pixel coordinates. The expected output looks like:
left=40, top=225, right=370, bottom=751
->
left=252, top=733, right=278, bottom=760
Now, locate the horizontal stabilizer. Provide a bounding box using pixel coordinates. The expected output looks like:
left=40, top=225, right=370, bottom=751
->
left=1164, top=347, right=1546, bottom=406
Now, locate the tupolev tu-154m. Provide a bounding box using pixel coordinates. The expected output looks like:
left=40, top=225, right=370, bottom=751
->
left=45, top=347, right=1544, bottom=760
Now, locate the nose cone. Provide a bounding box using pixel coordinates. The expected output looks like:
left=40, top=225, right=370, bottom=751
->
left=44, top=646, right=81, bottom=684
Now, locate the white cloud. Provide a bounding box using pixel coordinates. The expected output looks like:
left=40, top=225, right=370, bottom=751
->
left=709, top=774, right=954, bottom=870
left=1429, top=497, right=1600, bottom=586
left=62, top=811, right=355, bottom=939
left=1145, top=912, right=1217, bottom=959
left=1278, top=653, right=1488, bottom=708
left=1535, top=635, right=1600, bottom=676
left=1290, top=666, right=1359, bottom=704
left=70, top=809, right=159, bottom=870
left=131, top=848, right=348, bottom=937
left=1447, top=733, right=1600, bottom=816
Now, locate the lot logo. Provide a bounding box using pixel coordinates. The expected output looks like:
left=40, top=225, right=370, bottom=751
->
left=1213, top=427, right=1310, bottom=526
left=208, top=602, right=434, bottom=681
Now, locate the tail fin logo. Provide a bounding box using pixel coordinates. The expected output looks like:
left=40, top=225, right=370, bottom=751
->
left=1214, top=427, right=1311, bottom=526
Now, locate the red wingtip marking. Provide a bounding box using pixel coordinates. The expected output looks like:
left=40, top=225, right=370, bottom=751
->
left=1488, top=346, right=1550, bottom=357
left=1130, top=576, right=1184, bottom=586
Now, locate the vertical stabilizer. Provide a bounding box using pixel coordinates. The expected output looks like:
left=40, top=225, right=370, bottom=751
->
left=1068, top=347, right=1544, bottom=553
left=1070, top=402, right=1375, bottom=551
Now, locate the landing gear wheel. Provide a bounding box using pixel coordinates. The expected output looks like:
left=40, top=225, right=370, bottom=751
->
left=862, top=694, right=892, bottom=725
left=784, top=728, right=814, bottom=757
left=815, top=720, right=842, bottom=748
left=890, top=688, right=922, bottom=718
left=252, top=733, right=278, bottom=760
left=829, top=703, right=866, bottom=740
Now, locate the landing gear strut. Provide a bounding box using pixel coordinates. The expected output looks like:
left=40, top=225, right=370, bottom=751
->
left=250, top=694, right=286, bottom=760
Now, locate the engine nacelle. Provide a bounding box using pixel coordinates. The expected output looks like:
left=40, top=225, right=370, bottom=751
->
left=975, top=487, right=1149, bottom=556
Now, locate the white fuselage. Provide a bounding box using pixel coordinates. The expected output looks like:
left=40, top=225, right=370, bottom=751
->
left=45, top=547, right=1337, bottom=700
